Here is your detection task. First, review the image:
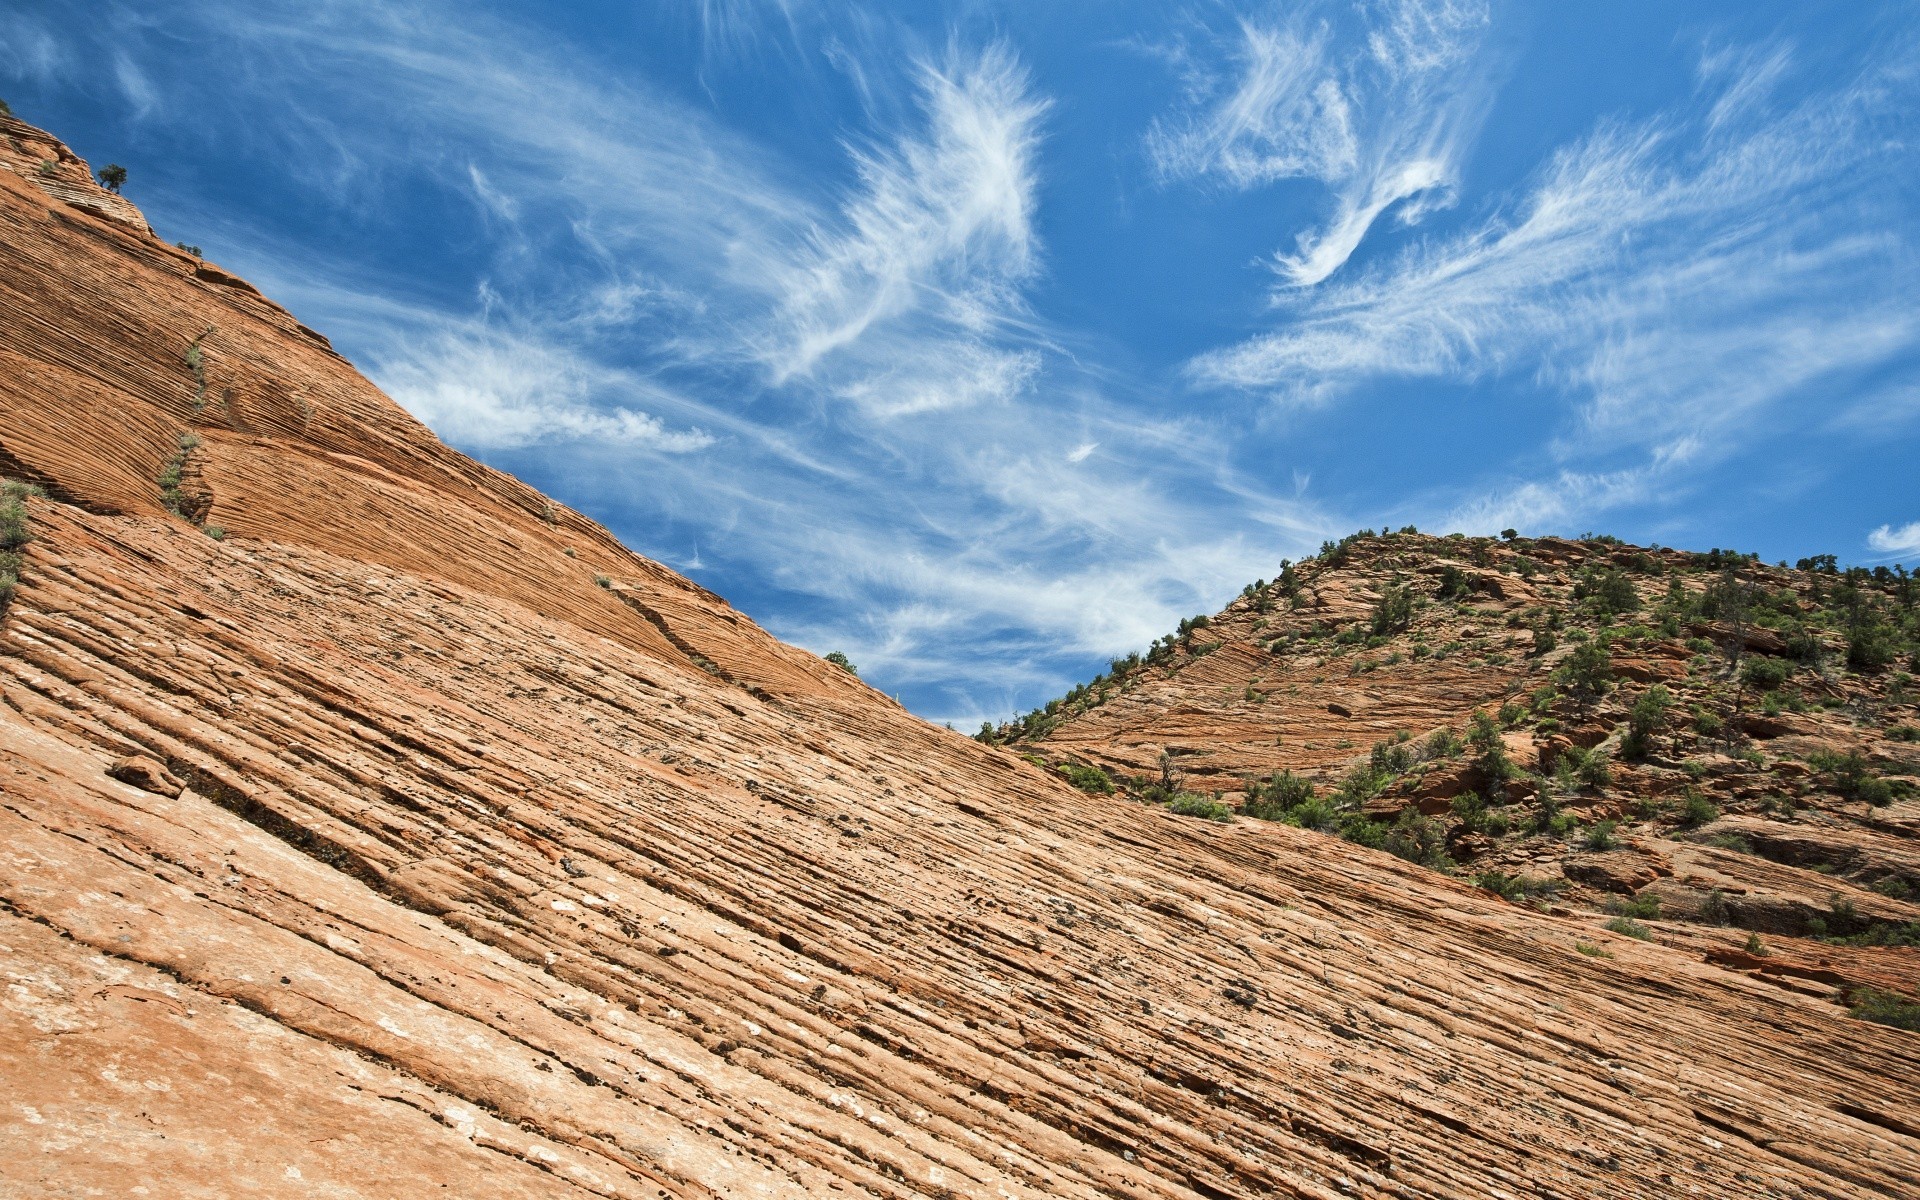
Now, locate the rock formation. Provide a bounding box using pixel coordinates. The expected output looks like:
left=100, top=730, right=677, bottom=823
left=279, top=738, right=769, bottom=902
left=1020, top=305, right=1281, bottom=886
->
left=1007, top=530, right=1920, bottom=1016
left=3, top=115, right=1917, bottom=1198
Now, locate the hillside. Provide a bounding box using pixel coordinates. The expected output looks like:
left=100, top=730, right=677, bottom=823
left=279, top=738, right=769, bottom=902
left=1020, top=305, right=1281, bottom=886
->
left=3, top=113, right=1919, bottom=1198
left=1002, top=529, right=1920, bottom=1003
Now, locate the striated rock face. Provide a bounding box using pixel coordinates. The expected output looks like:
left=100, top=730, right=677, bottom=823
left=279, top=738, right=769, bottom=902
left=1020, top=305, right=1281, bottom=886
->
left=3, top=117, right=1919, bottom=1198
left=1010, top=527, right=1920, bottom=1011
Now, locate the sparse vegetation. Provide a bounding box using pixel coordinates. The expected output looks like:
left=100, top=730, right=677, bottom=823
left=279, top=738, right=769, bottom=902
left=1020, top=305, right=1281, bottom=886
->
left=1058, top=762, right=1112, bottom=794
left=982, top=527, right=1920, bottom=943
left=824, top=651, right=858, bottom=676
left=1848, top=988, right=1920, bottom=1032
left=1605, top=916, right=1652, bottom=940
left=157, top=432, right=202, bottom=517
left=1169, top=793, right=1233, bottom=821
left=0, top=478, right=40, bottom=612
left=98, top=163, right=127, bottom=192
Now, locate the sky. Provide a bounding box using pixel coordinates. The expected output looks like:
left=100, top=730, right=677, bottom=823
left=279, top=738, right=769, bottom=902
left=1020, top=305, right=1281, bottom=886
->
left=4, top=1, right=1919, bottom=726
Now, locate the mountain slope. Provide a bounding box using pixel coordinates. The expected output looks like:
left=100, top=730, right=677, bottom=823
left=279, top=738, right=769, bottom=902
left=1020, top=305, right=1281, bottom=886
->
left=3, top=116, right=1918, bottom=1198
left=1008, top=529, right=1920, bottom=1000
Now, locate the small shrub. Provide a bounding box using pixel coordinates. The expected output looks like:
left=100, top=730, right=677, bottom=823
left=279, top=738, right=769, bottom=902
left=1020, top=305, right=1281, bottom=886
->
left=1243, top=770, right=1315, bottom=821
left=1382, top=810, right=1451, bottom=869
left=1583, top=820, right=1619, bottom=852
left=1577, top=749, right=1612, bottom=790
left=1058, top=762, right=1112, bottom=794
left=593, top=574, right=612, bottom=588
left=1621, top=685, right=1672, bottom=761
left=823, top=650, right=857, bottom=675
left=1169, top=793, right=1233, bottom=821
left=1423, top=727, right=1461, bottom=759
left=202, top=524, right=227, bottom=540
left=1451, top=790, right=1488, bottom=832
left=1849, top=988, right=1920, bottom=1032
left=1610, top=892, right=1662, bottom=920
left=97, top=163, right=127, bottom=192
left=1744, top=932, right=1769, bottom=956
left=1870, top=876, right=1914, bottom=901
left=1741, top=657, right=1792, bottom=691
left=1555, top=639, right=1614, bottom=711
left=1888, top=724, right=1920, bottom=744
left=1678, top=790, right=1719, bottom=829
left=1700, top=888, right=1730, bottom=926
left=1474, top=872, right=1561, bottom=902
left=1605, top=917, right=1652, bottom=940
left=1369, top=583, right=1415, bottom=637
left=1575, top=942, right=1613, bottom=958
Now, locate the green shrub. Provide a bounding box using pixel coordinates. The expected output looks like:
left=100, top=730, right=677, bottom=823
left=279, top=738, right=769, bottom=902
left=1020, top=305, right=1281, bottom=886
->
left=97, top=163, right=127, bottom=192
left=1243, top=770, right=1315, bottom=820
left=1282, top=796, right=1341, bottom=833
left=1849, top=988, right=1920, bottom=1032
left=1700, top=888, right=1730, bottom=925
left=1554, top=640, right=1614, bottom=711
left=1848, top=623, right=1900, bottom=672
left=1574, top=568, right=1640, bottom=616
left=1610, top=892, right=1662, bottom=920
left=1169, top=793, right=1233, bottom=821
left=824, top=650, right=857, bottom=675
left=1871, top=876, right=1914, bottom=901
left=1058, top=762, right=1112, bottom=794
left=1692, top=703, right=1724, bottom=737
left=1370, top=584, right=1415, bottom=637
left=1741, top=657, right=1792, bottom=691
left=202, top=524, right=227, bottom=540
left=1424, top=727, right=1461, bottom=759
left=1382, top=810, right=1451, bottom=869
left=1621, top=684, right=1672, bottom=760
left=1678, top=790, right=1719, bottom=829
left=1474, top=872, right=1561, bottom=902
left=1451, top=790, right=1488, bottom=832
left=1605, top=917, right=1652, bottom=940
left=1577, top=749, right=1613, bottom=790
left=1583, top=820, right=1619, bottom=852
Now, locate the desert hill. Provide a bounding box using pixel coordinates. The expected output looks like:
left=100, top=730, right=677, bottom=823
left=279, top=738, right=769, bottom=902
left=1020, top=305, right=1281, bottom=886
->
left=999, top=529, right=1920, bottom=1007
left=3, top=114, right=1918, bottom=1198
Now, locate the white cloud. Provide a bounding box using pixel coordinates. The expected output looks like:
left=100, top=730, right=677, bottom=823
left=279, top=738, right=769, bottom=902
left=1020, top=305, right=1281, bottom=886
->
left=1192, top=41, right=1920, bottom=480
left=1147, top=0, right=1493, bottom=286
left=1867, top=522, right=1920, bottom=557
left=377, top=330, right=714, bottom=453
left=1065, top=441, right=1097, bottom=463
left=768, top=43, right=1046, bottom=382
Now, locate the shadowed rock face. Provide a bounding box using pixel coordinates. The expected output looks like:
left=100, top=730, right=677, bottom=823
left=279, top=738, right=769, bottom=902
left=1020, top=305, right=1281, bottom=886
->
left=2, top=117, right=1918, bottom=1199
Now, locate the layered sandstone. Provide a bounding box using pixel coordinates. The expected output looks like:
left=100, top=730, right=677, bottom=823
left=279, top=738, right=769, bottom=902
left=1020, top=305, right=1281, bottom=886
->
left=3, top=117, right=1918, bottom=1198
left=1013, top=530, right=1920, bottom=1009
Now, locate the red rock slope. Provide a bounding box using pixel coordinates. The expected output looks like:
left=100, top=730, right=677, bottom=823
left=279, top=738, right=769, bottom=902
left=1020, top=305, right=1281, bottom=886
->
left=2, top=116, right=1918, bottom=1198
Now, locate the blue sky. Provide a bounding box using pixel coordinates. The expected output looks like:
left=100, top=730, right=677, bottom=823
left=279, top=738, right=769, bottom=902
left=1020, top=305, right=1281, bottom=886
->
left=5, top=1, right=1918, bottom=725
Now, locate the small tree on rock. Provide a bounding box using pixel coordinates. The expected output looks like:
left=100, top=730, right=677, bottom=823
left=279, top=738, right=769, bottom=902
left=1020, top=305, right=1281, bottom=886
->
left=98, top=163, right=127, bottom=193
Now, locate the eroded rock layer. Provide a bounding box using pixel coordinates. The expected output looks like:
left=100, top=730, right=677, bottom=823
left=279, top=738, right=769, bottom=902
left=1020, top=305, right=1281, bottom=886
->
left=3, top=118, right=1918, bottom=1199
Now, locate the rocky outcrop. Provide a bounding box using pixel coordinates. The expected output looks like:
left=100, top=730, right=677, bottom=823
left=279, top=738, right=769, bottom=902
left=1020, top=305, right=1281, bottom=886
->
left=3, top=116, right=1919, bottom=1198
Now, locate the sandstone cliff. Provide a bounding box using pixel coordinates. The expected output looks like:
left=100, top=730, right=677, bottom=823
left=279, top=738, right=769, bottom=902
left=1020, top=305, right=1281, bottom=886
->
left=3, top=116, right=1918, bottom=1198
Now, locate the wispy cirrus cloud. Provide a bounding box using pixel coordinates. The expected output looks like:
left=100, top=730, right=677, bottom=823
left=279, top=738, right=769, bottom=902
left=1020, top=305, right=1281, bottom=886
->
left=1147, top=0, right=1495, bottom=286
left=769, top=44, right=1045, bottom=382
left=1194, top=35, right=1920, bottom=537
left=1867, top=522, right=1920, bottom=558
